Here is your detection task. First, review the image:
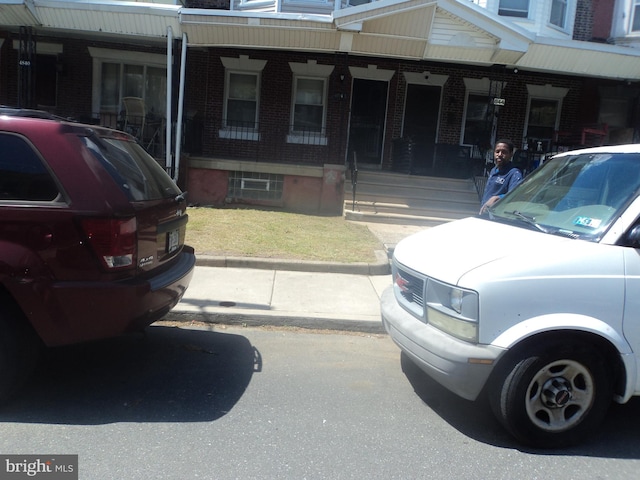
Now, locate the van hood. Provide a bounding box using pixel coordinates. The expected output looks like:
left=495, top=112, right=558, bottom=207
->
left=392, top=217, right=576, bottom=285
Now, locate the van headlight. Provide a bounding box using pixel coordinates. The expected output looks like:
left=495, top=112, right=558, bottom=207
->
left=425, top=280, right=479, bottom=342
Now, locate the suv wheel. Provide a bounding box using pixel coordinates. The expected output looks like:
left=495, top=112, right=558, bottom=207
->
left=489, top=343, right=612, bottom=448
left=0, top=306, right=41, bottom=404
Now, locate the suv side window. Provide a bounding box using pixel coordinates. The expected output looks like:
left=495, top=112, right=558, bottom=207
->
left=0, top=133, right=60, bottom=202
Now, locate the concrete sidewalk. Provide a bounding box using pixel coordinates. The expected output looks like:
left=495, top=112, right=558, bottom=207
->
left=165, top=266, right=392, bottom=333
left=164, top=222, right=428, bottom=333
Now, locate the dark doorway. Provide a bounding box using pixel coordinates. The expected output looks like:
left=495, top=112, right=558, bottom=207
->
left=35, top=55, right=58, bottom=109
left=347, top=78, right=388, bottom=166
left=401, top=84, right=441, bottom=175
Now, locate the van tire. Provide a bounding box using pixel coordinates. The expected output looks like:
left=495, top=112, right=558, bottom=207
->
left=488, top=344, right=612, bottom=448
left=0, top=307, right=41, bottom=404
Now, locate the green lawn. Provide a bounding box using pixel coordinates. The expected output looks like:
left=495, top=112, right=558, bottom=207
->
left=185, top=206, right=383, bottom=263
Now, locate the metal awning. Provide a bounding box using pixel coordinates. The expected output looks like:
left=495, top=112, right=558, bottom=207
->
left=1, top=0, right=640, bottom=81
left=0, top=0, right=38, bottom=25
left=0, top=0, right=181, bottom=39
left=516, top=37, right=640, bottom=81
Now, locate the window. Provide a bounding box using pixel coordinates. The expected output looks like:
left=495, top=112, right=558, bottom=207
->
left=99, top=63, right=166, bottom=116
left=290, top=77, right=328, bottom=145
left=288, top=61, right=334, bottom=145
left=220, top=56, right=267, bottom=141
left=292, top=77, right=325, bottom=133
left=524, top=84, right=568, bottom=152
left=550, top=0, right=567, bottom=29
left=88, top=48, right=167, bottom=125
left=225, top=72, right=259, bottom=129
left=633, top=0, right=640, bottom=32
left=498, top=0, right=529, bottom=18
left=227, top=171, right=283, bottom=201
left=526, top=99, right=559, bottom=151
left=0, top=134, right=59, bottom=202
left=462, top=93, right=491, bottom=146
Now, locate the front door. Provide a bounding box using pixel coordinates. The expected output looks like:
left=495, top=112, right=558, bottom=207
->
left=402, top=84, right=441, bottom=175
left=347, top=78, right=388, bottom=166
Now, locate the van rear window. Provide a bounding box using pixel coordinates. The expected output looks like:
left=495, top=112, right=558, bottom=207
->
left=82, top=134, right=180, bottom=201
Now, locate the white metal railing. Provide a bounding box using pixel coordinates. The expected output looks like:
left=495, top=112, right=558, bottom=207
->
left=231, top=0, right=375, bottom=13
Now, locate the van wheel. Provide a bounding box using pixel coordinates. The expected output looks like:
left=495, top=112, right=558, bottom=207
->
left=0, top=308, right=41, bottom=404
left=489, top=344, right=612, bottom=448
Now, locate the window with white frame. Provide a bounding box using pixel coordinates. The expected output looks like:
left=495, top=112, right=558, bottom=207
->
left=462, top=93, right=491, bottom=147
left=226, top=72, right=259, bottom=129
left=498, top=0, right=529, bottom=18
left=220, top=56, right=267, bottom=141
left=228, top=171, right=283, bottom=201
left=550, top=0, right=567, bottom=29
left=88, top=47, right=167, bottom=126
left=632, top=0, right=640, bottom=32
left=288, top=61, right=334, bottom=145
left=292, top=77, right=326, bottom=132
left=524, top=84, right=568, bottom=152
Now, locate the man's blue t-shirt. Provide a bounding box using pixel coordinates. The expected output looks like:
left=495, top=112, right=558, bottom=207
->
left=481, top=163, right=523, bottom=205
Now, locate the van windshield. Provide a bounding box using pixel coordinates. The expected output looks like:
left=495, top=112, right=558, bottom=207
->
left=490, top=152, right=640, bottom=241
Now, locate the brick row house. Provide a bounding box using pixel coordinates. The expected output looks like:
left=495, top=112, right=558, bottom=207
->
left=1, top=0, right=640, bottom=215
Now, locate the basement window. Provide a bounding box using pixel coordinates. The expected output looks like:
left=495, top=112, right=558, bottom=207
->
left=228, top=171, right=283, bottom=201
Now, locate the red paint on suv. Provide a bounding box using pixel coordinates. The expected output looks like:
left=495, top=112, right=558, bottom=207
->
left=0, top=109, right=196, bottom=401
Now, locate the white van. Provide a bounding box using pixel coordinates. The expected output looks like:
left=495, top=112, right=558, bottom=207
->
left=381, top=144, right=640, bottom=448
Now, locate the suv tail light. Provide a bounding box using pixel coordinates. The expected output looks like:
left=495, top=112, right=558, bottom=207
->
left=81, top=217, right=137, bottom=270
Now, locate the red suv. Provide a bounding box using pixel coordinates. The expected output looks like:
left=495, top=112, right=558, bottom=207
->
left=0, top=108, right=195, bottom=402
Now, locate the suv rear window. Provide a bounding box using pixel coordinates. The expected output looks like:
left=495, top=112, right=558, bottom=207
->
left=82, top=134, right=180, bottom=202
left=0, top=133, right=60, bottom=202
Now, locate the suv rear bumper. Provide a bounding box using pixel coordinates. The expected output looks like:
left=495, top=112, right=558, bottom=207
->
left=381, top=286, right=505, bottom=401
left=36, top=247, right=196, bottom=346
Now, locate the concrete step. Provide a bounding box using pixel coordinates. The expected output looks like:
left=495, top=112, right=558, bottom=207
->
left=349, top=199, right=478, bottom=217
left=350, top=171, right=478, bottom=193
left=350, top=191, right=479, bottom=209
left=344, top=170, right=481, bottom=226
left=344, top=209, right=469, bottom=227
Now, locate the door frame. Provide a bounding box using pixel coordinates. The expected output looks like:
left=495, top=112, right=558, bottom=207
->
left=346, top=65, right=395, bottom=168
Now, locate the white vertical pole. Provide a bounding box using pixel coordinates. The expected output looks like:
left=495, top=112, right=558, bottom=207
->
left=166, top=26, right=173, bottom=173
left=174, top=33, right=187, bottom=182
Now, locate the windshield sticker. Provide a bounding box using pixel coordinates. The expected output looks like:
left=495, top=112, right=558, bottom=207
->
left=573, top=216, right=602, bottom=229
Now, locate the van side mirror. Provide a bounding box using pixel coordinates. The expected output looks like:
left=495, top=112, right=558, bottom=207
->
left=625, top=225, right=640, bottom=248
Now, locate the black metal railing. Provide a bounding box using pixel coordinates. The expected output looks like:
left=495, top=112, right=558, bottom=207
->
left=209, top=119, right=334, bottom=166
left=93, top=113, right=337, bottom=166
left=349, top=151, right=358, bottom=211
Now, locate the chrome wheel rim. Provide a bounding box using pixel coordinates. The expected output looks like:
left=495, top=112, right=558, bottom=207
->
left=525, top=359, right=595, bottom=433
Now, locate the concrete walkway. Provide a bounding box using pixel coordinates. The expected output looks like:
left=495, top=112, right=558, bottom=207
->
left=164, top=222, right=428, bottom=333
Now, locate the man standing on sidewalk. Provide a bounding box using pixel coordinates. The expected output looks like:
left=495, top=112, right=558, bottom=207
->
left=480, top=139, right=523, bottom=214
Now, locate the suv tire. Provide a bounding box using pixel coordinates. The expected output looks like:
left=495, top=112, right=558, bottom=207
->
left=0, top=304, right=41, bottom=404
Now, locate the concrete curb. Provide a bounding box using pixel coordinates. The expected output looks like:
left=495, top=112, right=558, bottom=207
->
left=194, top=249, right=391, bottom=275
left=163, top=310, right=386, bottom=334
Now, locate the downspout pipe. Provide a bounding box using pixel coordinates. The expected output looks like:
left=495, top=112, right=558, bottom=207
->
left=166, top=26, right=173, bottom=175
left=174, top=32, right=187, bottom=183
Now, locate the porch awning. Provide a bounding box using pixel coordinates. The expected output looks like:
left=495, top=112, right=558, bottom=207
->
left=0, top=0, right=38, bottom=25
left=0, top=0, right=181, bottom=39
left=2, top=0, right=640, bottom=81
left=516, top=37, right=640, bottom=81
